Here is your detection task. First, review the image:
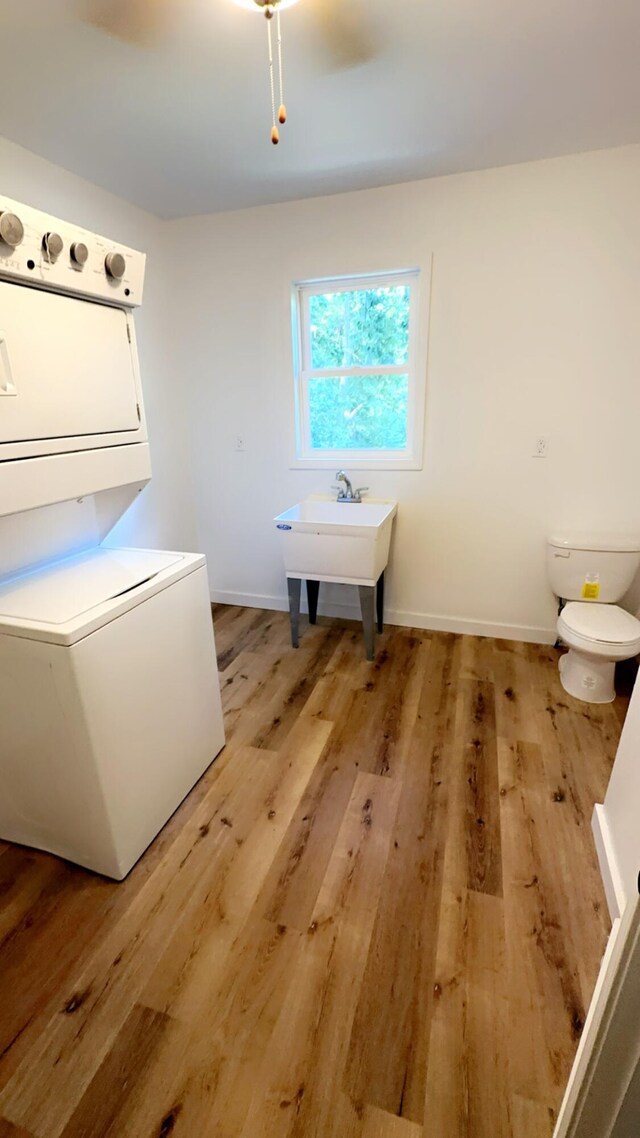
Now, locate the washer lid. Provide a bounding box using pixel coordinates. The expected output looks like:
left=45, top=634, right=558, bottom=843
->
left=0, top=547, right=183, bottom=627
left=561, top=601, right=640, bottom=644
left=549, top=532, right=640, bottom=552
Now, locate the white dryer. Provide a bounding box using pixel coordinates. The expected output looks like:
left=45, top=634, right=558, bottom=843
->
left=0, top=196, right=225, bottom=878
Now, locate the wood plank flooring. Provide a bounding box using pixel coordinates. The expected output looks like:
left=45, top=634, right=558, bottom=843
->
left=0, top=606, right=634, bottom=1138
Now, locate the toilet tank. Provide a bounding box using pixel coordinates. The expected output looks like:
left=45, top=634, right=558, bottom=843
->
left=547, top=534, right=640, bottom=602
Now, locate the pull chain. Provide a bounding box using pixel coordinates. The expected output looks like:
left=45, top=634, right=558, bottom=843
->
left=276, top=8, right=286, bottom=125
left=266, top=10, right=279, bottom=144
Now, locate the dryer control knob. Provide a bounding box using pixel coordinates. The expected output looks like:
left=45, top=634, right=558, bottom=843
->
left=43, top=232, right=64, bottom=261
left=105, top=251, right=126, bottom=280
left=70, top=241, right=88, bottom=267
left=0, top=211, right=24, bottom=248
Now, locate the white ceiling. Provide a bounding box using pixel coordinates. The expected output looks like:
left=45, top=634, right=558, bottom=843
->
left=1, top=0, right=639, bottom=219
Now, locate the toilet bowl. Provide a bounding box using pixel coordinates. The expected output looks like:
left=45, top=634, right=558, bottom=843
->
left=556, top=602, right=640, bottom=703
left=547, top=532, right=640, bottom=704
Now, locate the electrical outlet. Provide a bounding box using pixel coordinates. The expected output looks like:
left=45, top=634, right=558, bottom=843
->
left=235, top=435, right=245, bottom=452
left=533, top=436, right=549, bottom=458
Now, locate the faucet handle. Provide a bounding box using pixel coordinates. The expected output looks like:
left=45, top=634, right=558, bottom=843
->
left=354, top=487, right=369, bottom=500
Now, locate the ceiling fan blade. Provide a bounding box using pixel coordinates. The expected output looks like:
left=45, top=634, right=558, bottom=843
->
left=310, top=0, right=382, bottom=69
left=80, top=0, right=173, bottom=45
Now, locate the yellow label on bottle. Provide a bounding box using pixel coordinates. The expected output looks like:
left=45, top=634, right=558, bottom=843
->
left=582, top=582, right=600, bottom=600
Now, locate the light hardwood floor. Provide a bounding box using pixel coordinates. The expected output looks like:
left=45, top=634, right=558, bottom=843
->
left=0, top=606, right=634, bottom=1138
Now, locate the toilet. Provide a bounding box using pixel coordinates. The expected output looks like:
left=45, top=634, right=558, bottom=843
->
left=547, top=534, right=640, bottom=704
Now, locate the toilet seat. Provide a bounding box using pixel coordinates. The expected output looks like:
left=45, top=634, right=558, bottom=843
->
left=558, top=602, right=640, bottom=654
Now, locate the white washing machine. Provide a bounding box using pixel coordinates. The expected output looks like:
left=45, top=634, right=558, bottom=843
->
left=0, top=547, right=224, bottom=879
left=0, top=196, right=225, bottom=878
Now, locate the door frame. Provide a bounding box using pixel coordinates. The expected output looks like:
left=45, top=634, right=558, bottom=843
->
left=554, top=885, right=640, bottom=1137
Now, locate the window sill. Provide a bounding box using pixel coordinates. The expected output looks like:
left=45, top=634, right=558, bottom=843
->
left=290, top=456, right=423, bottom=471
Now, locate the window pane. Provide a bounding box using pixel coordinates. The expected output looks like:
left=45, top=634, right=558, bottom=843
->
left=308, top=374, right=408, bottom=451
left=309, top=285, right=410, bottom=369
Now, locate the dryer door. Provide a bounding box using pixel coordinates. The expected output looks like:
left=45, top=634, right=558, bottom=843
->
left=0, top=282, right=139, bottom=443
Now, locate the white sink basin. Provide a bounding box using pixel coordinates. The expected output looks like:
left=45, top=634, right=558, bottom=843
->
left=274, top=496, right=397, bottom=585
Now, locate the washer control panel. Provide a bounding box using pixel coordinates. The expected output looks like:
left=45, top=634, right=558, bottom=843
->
left=0, top=196, right=145, bottom=307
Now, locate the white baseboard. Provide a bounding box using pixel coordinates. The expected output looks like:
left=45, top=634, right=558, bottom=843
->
left=210, top=589, right=556, bottom=645
left=592, top=803, right=626, bottom=922
left=387, top=608, right=555, bottom=644
left=211, top=590, right=291, bottom=613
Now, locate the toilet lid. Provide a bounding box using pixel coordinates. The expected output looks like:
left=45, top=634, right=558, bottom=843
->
left=560, top=602, right=640, bottom=645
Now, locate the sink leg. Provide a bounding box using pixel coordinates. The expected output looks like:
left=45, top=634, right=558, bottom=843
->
left=306, top=579, right=320, bottom=625
left=376, top=571, right=385, bottom=634
left=359, top=585, right=376, bottom=662
left=287, top=577, right=301, bottom=648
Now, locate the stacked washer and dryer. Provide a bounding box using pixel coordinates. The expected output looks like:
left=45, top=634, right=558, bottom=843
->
left=0, top=196, right=225, bottom=879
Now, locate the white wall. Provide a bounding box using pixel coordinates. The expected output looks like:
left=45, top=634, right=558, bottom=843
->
left=4, top=140, right=640, bottom=638
left=0, top=135, right=199, bottom=553
left=166, top=145, right=640, bottom=641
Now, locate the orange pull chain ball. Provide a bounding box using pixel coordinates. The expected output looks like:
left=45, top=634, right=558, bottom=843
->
left=278, top=104, right=287, bottom=124
left=271, top=125, right=280, bottom=145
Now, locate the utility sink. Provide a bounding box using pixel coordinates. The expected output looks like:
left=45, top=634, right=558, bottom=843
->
left=274, top=496, right=398, bottom=661
left=274, top=496, right=397, bottom=585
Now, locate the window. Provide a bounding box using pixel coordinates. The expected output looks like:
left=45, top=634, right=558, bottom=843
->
left=292, top=268, right=427, bottom=469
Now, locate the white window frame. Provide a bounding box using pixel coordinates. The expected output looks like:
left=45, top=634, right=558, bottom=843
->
left=291, top=266, right=430, bottom=470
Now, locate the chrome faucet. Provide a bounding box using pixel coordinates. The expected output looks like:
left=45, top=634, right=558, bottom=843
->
left=334, top=470, right=369, bottom=503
